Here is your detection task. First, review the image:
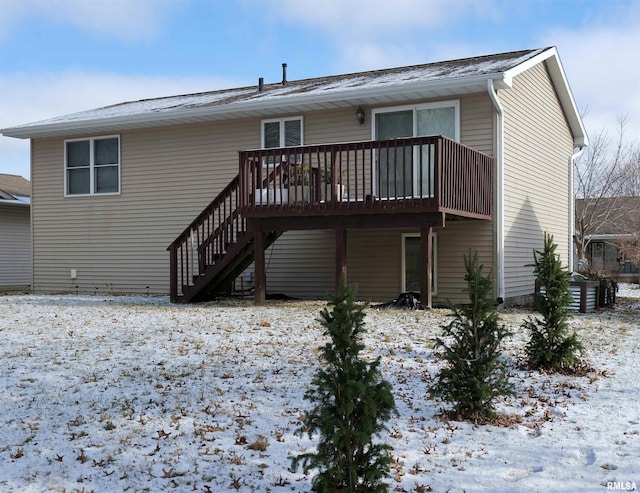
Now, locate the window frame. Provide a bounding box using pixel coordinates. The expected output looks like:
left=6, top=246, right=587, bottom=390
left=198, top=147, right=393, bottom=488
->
left=371, top=100, right=460, bottom=141
left=401, top=232, right=438, bottom=295
left=64, top=135, right=121, bottom=197
left=261, top=116, right=304, bottom=148
left=371, top=101, right=460, bottom=199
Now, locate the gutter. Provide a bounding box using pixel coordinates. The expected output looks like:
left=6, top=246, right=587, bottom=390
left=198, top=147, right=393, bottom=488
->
left=487, top=79, right=505, bottom=301
left=586, top=233, right=637, bottom=241
left=0, top=200, right=30, bottom=207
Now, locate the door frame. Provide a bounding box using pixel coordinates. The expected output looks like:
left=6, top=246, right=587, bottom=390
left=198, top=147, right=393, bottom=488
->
left=372, top=101, right=460, bottom=198
left=401, top=232, right=437, bottom=295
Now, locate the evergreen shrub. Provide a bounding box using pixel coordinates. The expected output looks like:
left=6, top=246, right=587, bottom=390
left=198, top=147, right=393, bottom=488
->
left=431, top=251, right=513, bottom=421
left=291, top=277, right=397, bottom=492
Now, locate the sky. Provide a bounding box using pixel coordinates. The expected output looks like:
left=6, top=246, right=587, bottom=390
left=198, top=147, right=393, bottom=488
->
left=1, top=0, right=639, bottom=180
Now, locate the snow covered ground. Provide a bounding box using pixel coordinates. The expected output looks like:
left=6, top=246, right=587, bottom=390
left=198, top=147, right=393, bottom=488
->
left=0, top=285, right=638, bottom=493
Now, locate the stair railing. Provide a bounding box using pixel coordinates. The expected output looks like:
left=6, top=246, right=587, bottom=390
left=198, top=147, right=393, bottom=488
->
left=168, top=157, right=296, bottom=302
left=168, top=175, right=243, bottom=302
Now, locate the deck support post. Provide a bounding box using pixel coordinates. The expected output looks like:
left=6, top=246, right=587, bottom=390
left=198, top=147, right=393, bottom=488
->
left=335, top=228, right=347, bottom=291
left=254, top=230, right=266, bottom=305
left=420, top=226, right=433, bottom=309
left=169, top=245, right=177, bottom=303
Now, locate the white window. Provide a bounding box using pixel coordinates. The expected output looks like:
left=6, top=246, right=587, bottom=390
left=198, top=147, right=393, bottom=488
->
left=261, top=117, right=303, bottom=148
left=402, top=233, right=437, bottom=295
left=373, top=101, right=459, bottom=198
left=65, top=136, right=120, bottom=196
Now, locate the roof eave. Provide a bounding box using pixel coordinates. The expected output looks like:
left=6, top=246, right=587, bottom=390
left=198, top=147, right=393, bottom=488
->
left=0, top=73, right=513, bottom=139
left=585, top=233, right=638, bottom=240
left=0, top=199, right=30, bottom=207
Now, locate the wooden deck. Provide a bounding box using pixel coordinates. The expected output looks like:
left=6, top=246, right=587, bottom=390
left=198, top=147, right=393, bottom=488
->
left=169, top=136, right=493, bottom=304
left=239, top=135, right=493, bottom=225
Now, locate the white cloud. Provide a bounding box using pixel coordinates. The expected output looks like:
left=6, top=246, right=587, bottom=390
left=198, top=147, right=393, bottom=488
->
left=536, top=7, right=640, bottom=145
left=264, top=0, right=502, bottom=71
left=269, top=0, right=640, bottom=147
left=3, top=0, right=638, bottom=181
left=0, top=72, right=242, bottom=179
left=270, top=0, right=499, bottom=33
left=0, top=0, right=185, bottom=41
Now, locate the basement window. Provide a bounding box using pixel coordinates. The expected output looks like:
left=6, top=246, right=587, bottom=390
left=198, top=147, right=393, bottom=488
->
left=65, top=136, right=120, bottom=196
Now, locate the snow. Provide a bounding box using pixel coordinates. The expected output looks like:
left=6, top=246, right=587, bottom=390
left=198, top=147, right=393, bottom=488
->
left=5, top=49, right=544, bottom=132
left=0, top=284, right=638, bottom=492
left=0, top=194, right=30, bottom=206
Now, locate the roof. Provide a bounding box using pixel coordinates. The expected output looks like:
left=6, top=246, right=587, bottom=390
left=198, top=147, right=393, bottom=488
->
left=576, top=197, right=640, bottom=237
left=0, top=173, right=31, bottom=206
left=0, top=47, right=587, bottom=146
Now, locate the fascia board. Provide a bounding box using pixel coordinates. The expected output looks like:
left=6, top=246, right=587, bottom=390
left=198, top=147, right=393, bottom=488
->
left=585, top=233, right=637, bottom=240
left=0, top=199, right=30, bottom=207
left=1, top=73, right=512, bottom=139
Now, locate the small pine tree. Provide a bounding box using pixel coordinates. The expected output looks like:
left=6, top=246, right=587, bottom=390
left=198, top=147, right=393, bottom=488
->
left=291, top=277, right=396, bottom=493
left=431, top=251, right=513, bottom=421
left=523, top=232, right=583, bottom=370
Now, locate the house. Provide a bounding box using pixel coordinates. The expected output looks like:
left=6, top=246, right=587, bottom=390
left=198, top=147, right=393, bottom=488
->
left=575, top=197, right=640, bottom=281
left=0, top=47, right=587, bottom=305
left=0, top=173, right=31, bottom=290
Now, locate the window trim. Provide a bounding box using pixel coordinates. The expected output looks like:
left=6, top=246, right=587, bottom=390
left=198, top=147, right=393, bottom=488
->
left=64, top=135, right=121, bottom=197
left=401, top=232, right=437, bottom=295
left=371, top=101, right=460, bottom=199
left=371, top=100, right=460, bottom=141
left=261, top=116, right=304, bottom=148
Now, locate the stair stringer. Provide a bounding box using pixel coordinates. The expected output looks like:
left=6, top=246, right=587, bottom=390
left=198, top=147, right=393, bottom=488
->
left=180, top=230, right=282, bottom=302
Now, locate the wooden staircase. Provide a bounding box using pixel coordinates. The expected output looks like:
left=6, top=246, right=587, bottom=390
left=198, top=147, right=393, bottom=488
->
left=167, top=174, right=281, bottom=303
left=169, top=136, right=495, bottom=303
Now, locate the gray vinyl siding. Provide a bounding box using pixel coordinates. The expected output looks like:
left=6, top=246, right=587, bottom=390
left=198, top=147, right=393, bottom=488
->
left=0, top=204, right=32, bottom=288
left=443, top=93, right=496, bottom=303
left=263, top=107, right=370, bottom=297
left=345, top=221, right=494, bottom=304
left=31, top=120, right=261, bottom=295
left=500, top=61, right=574, bottom=299
left=266, top=97, right=496, bottom=300
left=347, top=229, right=402, bottom=301
left=265, top=230, right=336, bottom=298
left=30, top=96, right=495, bottom=298
left=459, top=93, right=495, bottom=155
left=434, top=221, right=494, bottom=304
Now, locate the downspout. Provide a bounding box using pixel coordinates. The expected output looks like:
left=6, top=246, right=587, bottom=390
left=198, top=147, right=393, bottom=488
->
left=569, top=145, right=586, bottom=272
left=30, top=142, right=35, bottom=292
left=488, top=79, right=505, bottom=301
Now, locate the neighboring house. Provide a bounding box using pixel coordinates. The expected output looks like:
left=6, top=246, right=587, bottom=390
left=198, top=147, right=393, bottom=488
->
left=0, top=173, right=32, bottom=290
left=0, top=47, right=587, bottom=305
left=575, top=197, right=640, bottom=280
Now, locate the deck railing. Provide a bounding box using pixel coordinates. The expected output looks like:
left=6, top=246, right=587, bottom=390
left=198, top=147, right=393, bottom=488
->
left=169, top=136, right=493, bottom=301
left=239, top=135, right=493, bottom=219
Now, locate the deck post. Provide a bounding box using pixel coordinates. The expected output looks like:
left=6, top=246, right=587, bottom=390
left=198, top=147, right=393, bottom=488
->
left=420, top=226, right=433, bottom=308
left=254, top=230, right=266, bottom=305
left=169, top=244, right=178, bottom=303
left=335, top=228, right=347, bottom=291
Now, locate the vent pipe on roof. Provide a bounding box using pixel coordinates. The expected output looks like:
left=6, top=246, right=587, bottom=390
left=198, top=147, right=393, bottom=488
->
left=282, top=63, right=287, bottom=85
left=258, top=77, right=264, bottom=92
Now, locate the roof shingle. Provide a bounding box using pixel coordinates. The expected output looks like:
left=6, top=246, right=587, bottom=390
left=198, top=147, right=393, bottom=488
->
left=0, top=173, right=31, bottom=198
